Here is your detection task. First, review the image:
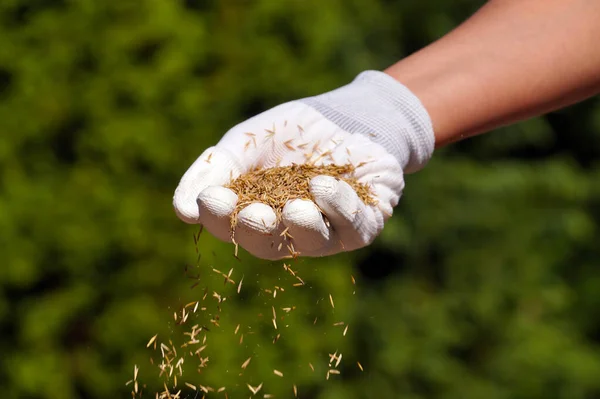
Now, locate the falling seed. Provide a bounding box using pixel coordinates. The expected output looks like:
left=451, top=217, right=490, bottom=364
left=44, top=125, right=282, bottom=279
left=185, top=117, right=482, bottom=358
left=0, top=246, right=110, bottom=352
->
left=293, top=384, right=298, bottom=397
left=225, top=267, right=234, bottom=285
left=329, top=351, right=338, bottom=365
left=241, top=357, right=252, bottom=369
left=273, top=333, right=280, bottom=344
left=286, top=242, right=296, bottom=255
left=329, top=294, right=335, bottom=309
left=205, top=152, right=213, bottom=163
left=233, top=240, right=239, bottom=258
left=333, top=322, right=344, bottom=326
left=351, top=275, right=356, bottom=285
left=199, top=385, right=210, bottom=393
left=357, top=361, right=364, bottom=371
left=335, top=353, right=343, bottom=368
left=234, top=324, right=240, bottom=335
left=272, top=318, right=278, bottom=330
left=273, top=369, right=283, bottom=377
left=247, top=383, right=263, bottom=395
left=264, top=395, right=275, bottom=398
left=237, top=277, right=244, bottom=294
left=309, top=363, right=315, bottom=372
left=343, top=325, right=349, bottom=336
left=329, top=369, right=340, bottom=375
left=146, top=334, right=158, bottom=348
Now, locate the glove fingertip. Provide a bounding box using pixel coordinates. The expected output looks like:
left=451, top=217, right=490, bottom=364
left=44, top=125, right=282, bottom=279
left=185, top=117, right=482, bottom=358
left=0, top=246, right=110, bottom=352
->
left=174, top=185, right=203, bottom=224
left=236, top=203, right=278, bottom=235
left=309, top=175, right=360, bottom=219
left=197, top=186, right=238, bottom=242
left=281, top=199, right=331, bottom=254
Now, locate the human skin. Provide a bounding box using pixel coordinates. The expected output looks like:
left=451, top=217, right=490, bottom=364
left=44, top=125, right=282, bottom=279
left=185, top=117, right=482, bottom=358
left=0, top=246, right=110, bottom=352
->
left=384, top=0, right=600, bottom=147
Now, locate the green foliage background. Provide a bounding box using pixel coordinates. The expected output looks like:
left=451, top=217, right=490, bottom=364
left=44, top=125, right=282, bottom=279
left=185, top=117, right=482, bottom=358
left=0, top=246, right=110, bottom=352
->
left=2, top=1, right=600, bottom=398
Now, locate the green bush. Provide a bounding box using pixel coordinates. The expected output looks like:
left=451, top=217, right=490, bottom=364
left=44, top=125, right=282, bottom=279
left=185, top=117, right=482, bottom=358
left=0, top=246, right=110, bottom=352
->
left=2, top=1, right=600, bottom=398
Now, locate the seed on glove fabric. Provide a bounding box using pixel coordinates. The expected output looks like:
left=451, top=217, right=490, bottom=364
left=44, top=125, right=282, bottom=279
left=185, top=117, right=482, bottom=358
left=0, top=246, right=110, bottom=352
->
left=226, top=164, right=377, bottom=232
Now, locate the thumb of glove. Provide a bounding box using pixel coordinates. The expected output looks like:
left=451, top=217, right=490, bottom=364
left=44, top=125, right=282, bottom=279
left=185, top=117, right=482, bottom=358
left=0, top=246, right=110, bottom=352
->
left=173, top=146, right=243, bottom=241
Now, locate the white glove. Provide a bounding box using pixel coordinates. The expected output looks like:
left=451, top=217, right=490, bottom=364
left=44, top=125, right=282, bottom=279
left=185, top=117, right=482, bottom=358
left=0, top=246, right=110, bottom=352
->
left=173, top=71, right=435, bottom=260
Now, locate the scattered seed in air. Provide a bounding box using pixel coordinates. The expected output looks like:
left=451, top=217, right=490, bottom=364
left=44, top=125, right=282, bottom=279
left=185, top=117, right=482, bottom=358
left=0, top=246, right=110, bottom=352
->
left=146, top=334, right=157, bottom=348
left=241, top=357, right=252, bottom=369
left=247, top=383, right=263, bottom=395
left=134, top=165, right=369, bottom=396
left=184, top=382, right=196, bottom=391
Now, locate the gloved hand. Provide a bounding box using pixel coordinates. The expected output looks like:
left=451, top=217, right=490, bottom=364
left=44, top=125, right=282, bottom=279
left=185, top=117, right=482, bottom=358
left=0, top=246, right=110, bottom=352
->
left=173, top=71, right=435, bottom=260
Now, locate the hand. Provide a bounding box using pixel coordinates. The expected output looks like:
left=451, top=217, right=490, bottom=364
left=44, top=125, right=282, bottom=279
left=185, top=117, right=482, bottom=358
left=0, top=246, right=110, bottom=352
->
left=173, top=71, right=434, bottom=260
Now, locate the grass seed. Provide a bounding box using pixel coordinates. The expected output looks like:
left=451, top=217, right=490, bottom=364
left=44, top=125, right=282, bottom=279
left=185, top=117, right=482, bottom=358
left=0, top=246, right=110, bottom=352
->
left=226, top=164, right=376, bottom=233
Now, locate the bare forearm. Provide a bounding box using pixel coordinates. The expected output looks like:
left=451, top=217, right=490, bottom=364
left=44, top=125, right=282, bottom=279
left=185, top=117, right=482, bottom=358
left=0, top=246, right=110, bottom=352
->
left=385, top=0, right=600, bottom=147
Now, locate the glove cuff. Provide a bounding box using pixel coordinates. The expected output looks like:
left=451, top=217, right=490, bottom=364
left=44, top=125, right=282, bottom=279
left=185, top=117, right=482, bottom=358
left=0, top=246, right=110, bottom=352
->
left=299, top=70, right=435, bottom=173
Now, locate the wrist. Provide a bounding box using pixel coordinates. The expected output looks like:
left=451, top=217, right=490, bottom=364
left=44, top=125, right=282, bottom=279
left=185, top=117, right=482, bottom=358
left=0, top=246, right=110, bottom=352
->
left=385, top=53, right=480, bottom=148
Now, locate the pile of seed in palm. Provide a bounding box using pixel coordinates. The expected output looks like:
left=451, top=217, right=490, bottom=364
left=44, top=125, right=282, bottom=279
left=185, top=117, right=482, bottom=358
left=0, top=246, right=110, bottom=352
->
left=226, top=164, right=377, bottom=230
